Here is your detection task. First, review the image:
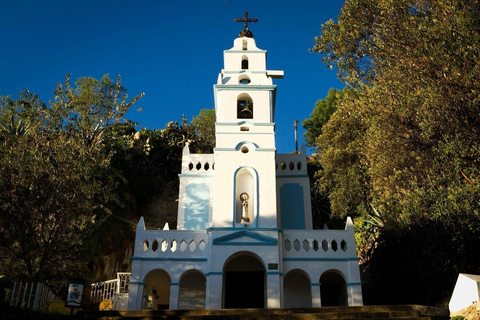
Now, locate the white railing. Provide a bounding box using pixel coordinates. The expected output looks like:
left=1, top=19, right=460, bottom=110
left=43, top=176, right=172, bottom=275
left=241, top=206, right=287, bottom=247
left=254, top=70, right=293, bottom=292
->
left=134, top=230, right=209, bottom=259
left=90, top=272, right=131, bottom=304
left=181, top=153, right=215, bottom=175
left=283, top=228, right=357, bottom=259
left=4, top=282, right=60, bottom=312
left=276, top=153, right=307, bottom=176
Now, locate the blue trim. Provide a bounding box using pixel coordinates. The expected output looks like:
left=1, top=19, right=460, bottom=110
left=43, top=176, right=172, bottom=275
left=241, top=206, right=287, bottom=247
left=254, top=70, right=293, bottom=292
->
left=346, top=282, right=362, bottom=286
left=216, top=121, right=274, bottom=126
left=129, top=281, right=145, bottom=285
left=214, top=84, right=276, bottom=91
left=215, top=147, right=276, bottom=152
left=213, top=230, right=277, bottom=246
left=310, top=283, right=321, bottom=287
left=215, top=242, right=277, bottom=246
left=283, top=257, right=360, bottom=262
left=208, top=227, right=281, bottom=232
left=206, top=272, right=224, bottom=276
left=170, top=282, right=181, bottom=286
left=266, top=271, right=284, bottom=276
left=222, top=51, right=267, bottom=54
left=131, top=257, right=208, bottom=262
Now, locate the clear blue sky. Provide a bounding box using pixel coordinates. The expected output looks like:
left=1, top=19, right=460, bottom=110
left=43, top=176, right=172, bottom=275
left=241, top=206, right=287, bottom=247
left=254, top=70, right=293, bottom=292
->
left=0, top=0, right=344, bottom=154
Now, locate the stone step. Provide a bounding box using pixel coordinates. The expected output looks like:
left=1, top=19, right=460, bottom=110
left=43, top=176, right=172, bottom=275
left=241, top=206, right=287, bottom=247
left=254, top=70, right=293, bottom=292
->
left=75, top=305, right=448, bottom=320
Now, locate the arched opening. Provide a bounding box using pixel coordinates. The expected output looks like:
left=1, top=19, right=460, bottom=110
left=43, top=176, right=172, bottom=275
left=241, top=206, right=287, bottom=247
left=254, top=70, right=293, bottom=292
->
left=178, top=270, right=206, bottom=309
left=143, top=269, right=171, bottom=310
left=223, top=252, right=265, bottom=308
left=320, top=270, right=348, bottom=306
left=284, top=270, right=312, bottom=308
left=241, top=55, right=249, bottom=69
left=235, top=167, right=256, bottom=225
left=237, top=93, right=253, bottom=119
left=239, top=75, right=251, bottom=84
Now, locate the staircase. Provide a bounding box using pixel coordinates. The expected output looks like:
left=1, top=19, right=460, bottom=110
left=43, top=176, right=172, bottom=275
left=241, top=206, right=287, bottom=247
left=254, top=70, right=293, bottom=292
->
left=75, top=305, right=449, bottom=320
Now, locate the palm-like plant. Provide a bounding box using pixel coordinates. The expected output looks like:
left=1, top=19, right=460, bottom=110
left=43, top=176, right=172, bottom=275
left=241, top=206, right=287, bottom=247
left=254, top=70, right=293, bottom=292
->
left=0, top=116, right=30, bottom=135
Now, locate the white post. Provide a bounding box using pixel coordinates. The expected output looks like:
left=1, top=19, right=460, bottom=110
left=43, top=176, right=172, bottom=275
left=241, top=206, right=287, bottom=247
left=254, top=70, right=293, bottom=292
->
left=10, top=282, right=17, bottom=304
left=311, top=283, right=321, bottom=307
left=205, top=273, right=222, bottom=309
left=266, top=273, right=281, bottom=308
left=169, top=283, right=180, bottom=310
left=27, top=282, right=35, bottom=308
left=15, top=282, right=22, bottom=306
left=21, top=282, right=29, bottom=308
left=33, top=282, right=41, bottom=310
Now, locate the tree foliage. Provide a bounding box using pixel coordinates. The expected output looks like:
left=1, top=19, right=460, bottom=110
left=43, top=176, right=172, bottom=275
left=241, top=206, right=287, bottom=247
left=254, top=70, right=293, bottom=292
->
left=302, top=88, right=343, bottom=150
left=0, top=75, right=217, bottom=286
left=0, top=74, right=144, bottom=285
left=313, top=0, right=480, bottom=221
left=310, top=0, right=480, bottom=304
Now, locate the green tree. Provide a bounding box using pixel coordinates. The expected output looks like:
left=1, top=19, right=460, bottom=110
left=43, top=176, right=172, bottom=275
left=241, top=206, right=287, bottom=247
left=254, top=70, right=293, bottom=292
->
left=312, top=0, right=480, bottom=221
left=191, top=108, right=216, bottom=153
left=302, top=88, right=343, bottom=150
left=0, top=74, right=143, bottom=286
left=311, top=0, right=480, bottom=304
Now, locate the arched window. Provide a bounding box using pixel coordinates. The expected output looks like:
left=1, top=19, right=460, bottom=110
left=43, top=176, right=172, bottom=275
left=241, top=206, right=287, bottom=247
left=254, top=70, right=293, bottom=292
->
left=241, top=55, right=249, bottom=69
left=237, top=93, right=253, bottom=119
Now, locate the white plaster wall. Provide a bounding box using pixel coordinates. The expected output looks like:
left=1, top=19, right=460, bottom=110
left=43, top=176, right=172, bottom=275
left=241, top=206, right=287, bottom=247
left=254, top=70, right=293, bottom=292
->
left=214, top=87, right=275, bottom=124
left=224, top=38, right=266, bottom=71
left=449, top=274, right=480, bottom=312
left=211, top=149, right=277, bottom=228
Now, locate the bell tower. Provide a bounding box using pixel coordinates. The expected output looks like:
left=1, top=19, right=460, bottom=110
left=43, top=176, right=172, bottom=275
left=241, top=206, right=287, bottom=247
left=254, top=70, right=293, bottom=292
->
left=212, top=13, right=284, bottom=228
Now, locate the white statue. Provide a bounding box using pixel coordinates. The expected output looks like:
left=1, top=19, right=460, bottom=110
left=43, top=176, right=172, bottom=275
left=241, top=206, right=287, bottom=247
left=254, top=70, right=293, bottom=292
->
left=240, top=192, right=250, bottom=222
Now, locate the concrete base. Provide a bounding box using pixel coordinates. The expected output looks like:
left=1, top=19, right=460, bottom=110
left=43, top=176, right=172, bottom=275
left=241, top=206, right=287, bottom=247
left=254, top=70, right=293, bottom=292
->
left=76, top=305, right=449, bottom=320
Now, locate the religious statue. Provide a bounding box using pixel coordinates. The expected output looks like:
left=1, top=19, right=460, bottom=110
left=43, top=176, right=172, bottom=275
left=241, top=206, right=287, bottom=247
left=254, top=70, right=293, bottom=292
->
left=240, top=192, right=250, bottom=222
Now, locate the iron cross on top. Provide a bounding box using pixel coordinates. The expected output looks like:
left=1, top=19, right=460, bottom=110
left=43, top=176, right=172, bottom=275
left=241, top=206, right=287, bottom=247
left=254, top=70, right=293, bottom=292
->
left=234, top=12, right=258, bottom=37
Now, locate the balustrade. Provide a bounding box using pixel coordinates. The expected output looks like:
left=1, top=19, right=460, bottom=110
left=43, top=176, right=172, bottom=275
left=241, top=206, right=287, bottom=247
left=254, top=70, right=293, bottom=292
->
left=282, top=230, right=353, bottom=258
left=135, top=230, right=208, bottom=258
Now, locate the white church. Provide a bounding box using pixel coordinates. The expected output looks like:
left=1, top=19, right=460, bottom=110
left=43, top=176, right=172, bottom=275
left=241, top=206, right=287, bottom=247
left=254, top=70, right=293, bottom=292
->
left=126, top=14, right=363, bottom=310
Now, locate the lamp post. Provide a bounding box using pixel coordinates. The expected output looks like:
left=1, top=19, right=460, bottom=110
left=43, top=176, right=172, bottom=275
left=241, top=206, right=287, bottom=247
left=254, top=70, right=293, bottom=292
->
left=293, top=120, right=299, bottom=153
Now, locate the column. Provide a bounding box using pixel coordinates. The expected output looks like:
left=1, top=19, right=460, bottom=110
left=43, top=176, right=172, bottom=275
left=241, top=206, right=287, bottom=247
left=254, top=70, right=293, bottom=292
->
left=127, top=282, right=145, bottom=310
left=169, top=282, right=180, bottom=309
left=346, top=283, right=363, bottom=306
left=310, top=283, right=321, bottom=307
left=127, top=259, right=144, bottom=310
left=266, top=272, right=281, bottom=308
left=205, top=272, right=223, bottom=309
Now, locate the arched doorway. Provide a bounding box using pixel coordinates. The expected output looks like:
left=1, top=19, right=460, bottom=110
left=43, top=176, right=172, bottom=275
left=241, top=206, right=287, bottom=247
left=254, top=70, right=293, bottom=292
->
left=320, top=270, right=347, bottom=306
left=143, top=269, right=171, bottom=310
left=223, top=252, right=265, bottom=308
left=284, top=269, right=312, bottom=308
left=178, top=270, right=206, bottom=309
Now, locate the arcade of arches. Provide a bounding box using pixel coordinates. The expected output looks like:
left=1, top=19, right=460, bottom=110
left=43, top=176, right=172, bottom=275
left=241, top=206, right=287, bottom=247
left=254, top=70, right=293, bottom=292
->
left=142, top=255, right=349, bottom=309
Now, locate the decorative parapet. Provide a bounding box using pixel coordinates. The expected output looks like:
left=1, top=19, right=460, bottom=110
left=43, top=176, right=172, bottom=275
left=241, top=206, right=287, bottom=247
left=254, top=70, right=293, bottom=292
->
left=134, top=218, right=209, bottom=259
left=282, top=217, right=358, bottom=260
left=180, top=144, right=215, bottom=175
left=276, top=144, right=308, bottom=176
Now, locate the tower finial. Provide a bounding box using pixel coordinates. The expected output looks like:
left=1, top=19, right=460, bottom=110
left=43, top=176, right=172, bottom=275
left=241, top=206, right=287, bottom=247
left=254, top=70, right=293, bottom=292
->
left=234, top=12, right=258, bottom=38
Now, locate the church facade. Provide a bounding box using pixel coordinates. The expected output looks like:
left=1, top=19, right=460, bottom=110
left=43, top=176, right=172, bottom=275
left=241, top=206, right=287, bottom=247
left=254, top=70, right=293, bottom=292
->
left=127, top=20, right=363, bottom=310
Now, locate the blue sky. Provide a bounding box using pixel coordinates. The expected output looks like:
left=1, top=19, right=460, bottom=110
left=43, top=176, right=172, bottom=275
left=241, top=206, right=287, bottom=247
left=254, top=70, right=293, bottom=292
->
left=0, top=0, right=344, bottom=154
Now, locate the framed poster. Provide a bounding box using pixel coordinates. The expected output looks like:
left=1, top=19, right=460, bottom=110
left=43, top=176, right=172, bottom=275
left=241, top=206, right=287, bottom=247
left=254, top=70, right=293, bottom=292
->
left=65, top=279, right=85, bottom=308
